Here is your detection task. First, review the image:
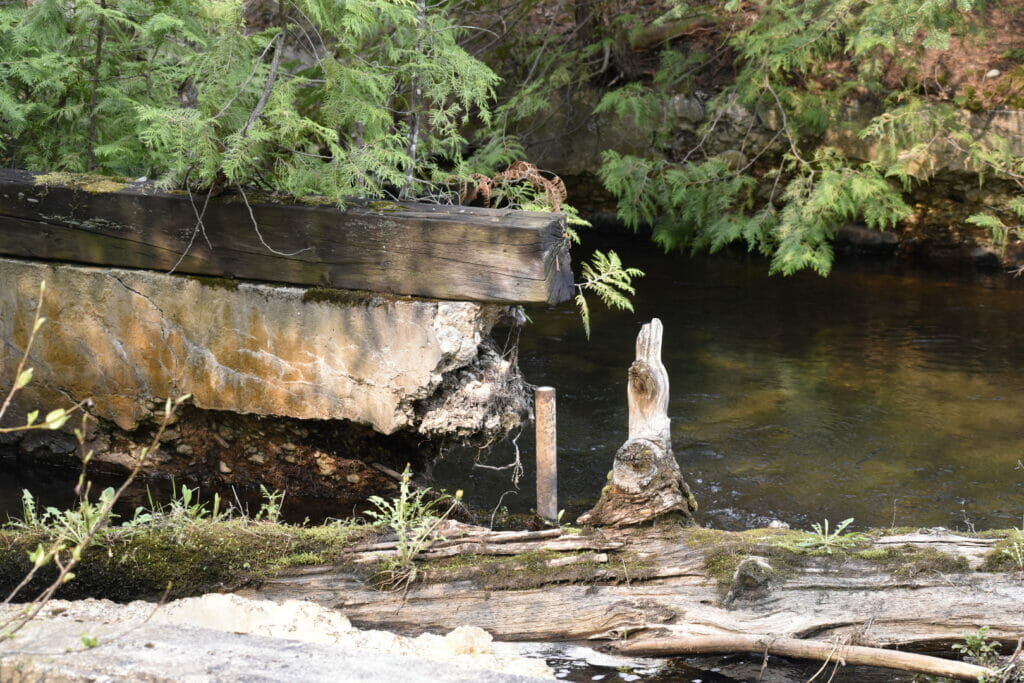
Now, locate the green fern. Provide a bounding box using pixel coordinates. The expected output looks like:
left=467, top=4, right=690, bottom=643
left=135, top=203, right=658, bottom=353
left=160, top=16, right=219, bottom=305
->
left=575, top=250, right=644, bottom=339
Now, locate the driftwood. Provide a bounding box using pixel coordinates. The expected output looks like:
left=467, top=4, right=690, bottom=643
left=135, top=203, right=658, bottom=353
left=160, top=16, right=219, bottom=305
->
left=614, top=634, right=997, bottom=681
left=251, top=522, right=1024, bottom=679
left=0, top=168, right=572, bottom=304
left=578, top=319, right=697, bottom=526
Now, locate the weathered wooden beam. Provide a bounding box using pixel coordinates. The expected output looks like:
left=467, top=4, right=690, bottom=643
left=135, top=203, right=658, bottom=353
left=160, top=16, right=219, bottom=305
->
left=0, top=169, right=572, bottom=304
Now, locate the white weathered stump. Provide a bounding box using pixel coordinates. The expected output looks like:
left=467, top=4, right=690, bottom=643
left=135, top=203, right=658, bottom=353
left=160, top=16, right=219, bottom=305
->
left=578, top=318, right=696, bottom=527
left=535, top=386, right=558, bottom=522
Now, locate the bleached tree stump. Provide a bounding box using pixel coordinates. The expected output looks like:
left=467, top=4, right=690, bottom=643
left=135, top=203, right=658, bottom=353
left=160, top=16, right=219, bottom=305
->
left=578, top=319, right=697, bottom=527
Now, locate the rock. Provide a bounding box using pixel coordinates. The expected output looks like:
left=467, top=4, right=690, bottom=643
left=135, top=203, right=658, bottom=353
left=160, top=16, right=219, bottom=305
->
left=717, top=149, right=748, bottom=171
left=0, top=258, right=521, bottom=438
left=441, top=625, right=494, bottom=656
left=670, top=94, right=705, bottom=125
left=18, top=429, right=78, bottom=459
left=969, top=246, right=1001, bottom=271
left=218, top=460, right=232, bottom=474
left=986, top=68, right=1001, bottom=79
left=519, top=87, right=653, bottom=176
left=725, top=556, right=775, bottom=604
left=835, top=224, right=899, bottom=255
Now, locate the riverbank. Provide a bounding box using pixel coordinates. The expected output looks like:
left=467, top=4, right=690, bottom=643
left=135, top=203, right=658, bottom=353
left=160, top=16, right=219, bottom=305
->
left=3, top=515, right=1021, bottom=682
left=0, top=594, right=554, bottom=681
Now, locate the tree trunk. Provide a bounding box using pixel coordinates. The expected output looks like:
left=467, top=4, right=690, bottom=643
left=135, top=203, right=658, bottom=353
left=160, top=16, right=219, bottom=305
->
left=577, top=319, right=697, bottom=526
left=252, top=523, right=1024, bottom=660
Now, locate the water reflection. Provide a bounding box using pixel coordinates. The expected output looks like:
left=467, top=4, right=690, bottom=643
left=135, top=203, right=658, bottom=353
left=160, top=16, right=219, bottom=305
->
left=435, top=236, right=1024, bottom=531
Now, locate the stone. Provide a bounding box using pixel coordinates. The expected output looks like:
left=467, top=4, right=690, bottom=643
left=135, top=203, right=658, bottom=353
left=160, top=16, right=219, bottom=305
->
left=986, top=68, right=1001, bottom=79
left=670, top=94, right=705, bottom=125
left=218, top=460, right=232, bottom=474
left=0, top=258, right=515, bottom=436
left=442, top=625, right=494, bottom=656
left=835, top=223, right=899, bottom=255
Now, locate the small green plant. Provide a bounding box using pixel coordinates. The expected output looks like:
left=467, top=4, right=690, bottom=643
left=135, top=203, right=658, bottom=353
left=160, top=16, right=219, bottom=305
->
left=1003, top=536, right=1024, bottom=573
left=364, top=465, right=462, bottom=591
left=797, top=517, right=862, bottom=554
left=79, top=633, right=99, bottom=649
left=952, top=626, right=1001, bottom=668
left=256, top=485, right=286, bottom=524
left=148, top=481, right=227, bottom=528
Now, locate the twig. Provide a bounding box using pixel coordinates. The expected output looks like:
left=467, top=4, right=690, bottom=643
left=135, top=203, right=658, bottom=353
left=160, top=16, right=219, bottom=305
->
left=614, top=634, right=995, bottom=681
left=488, top=490, right=517, bottom=530
left=167, top=182, right=214, bottom=275
left=240, top=32, right=283, bottom=137
left=236, top=183, right=312, bottom=257
left=0, top=282, right=46, bottom=421
left=213, top=33, right=281, bottom=121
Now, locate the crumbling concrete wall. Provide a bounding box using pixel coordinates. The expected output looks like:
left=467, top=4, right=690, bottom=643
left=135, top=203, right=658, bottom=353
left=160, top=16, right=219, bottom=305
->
left=0, top=257, right=525, bottom=439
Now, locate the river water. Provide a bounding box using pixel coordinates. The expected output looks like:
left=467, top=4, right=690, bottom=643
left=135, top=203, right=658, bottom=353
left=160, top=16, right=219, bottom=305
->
left=2, top=235, right=1023, bottom=532
left=435, top=234, right=1024, bottom=532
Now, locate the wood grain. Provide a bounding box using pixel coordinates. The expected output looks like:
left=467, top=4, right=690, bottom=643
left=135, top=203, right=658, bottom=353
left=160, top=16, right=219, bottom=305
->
left=251, top=524, right=1024, bottom=652
left=0, top=169, right=572, bottom=303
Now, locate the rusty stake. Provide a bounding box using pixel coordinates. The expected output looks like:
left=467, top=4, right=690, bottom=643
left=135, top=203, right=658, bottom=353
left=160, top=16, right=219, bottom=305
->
left=535, top=386, right=558, bottom=522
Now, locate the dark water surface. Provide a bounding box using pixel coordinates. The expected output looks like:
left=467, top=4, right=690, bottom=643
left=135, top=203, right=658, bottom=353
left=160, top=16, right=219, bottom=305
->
left=436, top=235, right=1024, bottom=531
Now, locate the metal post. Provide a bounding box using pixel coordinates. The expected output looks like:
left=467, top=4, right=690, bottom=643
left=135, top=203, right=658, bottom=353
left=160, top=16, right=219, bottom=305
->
left=535, top=386, right=558, bottom=522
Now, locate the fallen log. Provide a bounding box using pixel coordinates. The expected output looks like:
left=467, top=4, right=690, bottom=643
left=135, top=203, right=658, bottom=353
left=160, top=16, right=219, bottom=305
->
left=251, top=523, right=1024, bottom=665
left=0, top=168, right=572, bottom=304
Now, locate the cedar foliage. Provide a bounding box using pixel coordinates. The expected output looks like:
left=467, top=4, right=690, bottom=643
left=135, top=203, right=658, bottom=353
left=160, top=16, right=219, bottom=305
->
left=0, top=0, right=642, bottom=331
left=0, top=0, right=497, bottom=202
left=587, top=0, right=1024, bottom=275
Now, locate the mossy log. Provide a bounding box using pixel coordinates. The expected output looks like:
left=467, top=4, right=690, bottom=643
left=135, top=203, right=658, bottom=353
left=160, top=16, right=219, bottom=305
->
left=252, top=522, right=1024, bottom=674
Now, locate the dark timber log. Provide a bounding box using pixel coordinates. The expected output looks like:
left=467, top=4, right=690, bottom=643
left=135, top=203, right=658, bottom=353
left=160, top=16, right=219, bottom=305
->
left=0, top=169, right=572, bottom=304
left=251, top=522, right=1024, bottom=680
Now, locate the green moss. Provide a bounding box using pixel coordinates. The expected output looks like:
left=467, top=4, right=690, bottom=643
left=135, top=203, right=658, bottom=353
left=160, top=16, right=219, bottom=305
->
left=419, top=548, right=653, bottom=591
left=33, top=172, right=129, bottom=194
left=682, top=527, right=805, bottom=591
left=0, top=521, right=368, bottom=602
left=296, top=195, right=339, bottom=206
left=852, top=545, right=970, bottom=579
left=979, top=532, right=1024, bottom=572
